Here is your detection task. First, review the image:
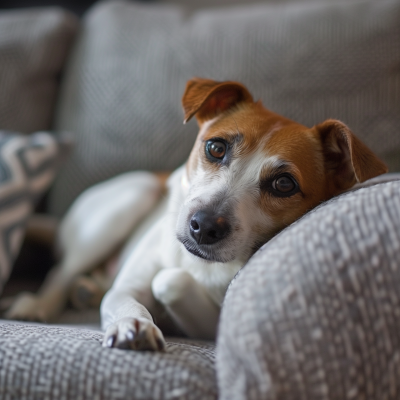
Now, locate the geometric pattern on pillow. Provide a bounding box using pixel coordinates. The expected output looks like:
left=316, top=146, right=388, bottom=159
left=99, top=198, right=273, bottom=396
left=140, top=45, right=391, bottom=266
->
left=217, top=180, right=400, bottom=400
left=0, top=131, right=70, bottom=293
left=0, top=323, right=217, bottom=400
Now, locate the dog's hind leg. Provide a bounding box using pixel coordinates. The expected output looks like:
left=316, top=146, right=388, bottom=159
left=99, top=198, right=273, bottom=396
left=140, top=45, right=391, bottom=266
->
left=4, top=171, right=165, bottom=322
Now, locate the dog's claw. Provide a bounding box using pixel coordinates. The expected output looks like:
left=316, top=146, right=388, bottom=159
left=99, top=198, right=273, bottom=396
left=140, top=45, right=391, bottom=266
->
left=126, top=330, right=135, bottom=341
left=102, top=317, right=165, bottom=351
left=107, top=335, right=116, bottom=347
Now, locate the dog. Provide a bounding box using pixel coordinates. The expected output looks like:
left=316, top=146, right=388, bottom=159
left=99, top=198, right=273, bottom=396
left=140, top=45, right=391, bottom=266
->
left=3, top=78, right=387, bottom=351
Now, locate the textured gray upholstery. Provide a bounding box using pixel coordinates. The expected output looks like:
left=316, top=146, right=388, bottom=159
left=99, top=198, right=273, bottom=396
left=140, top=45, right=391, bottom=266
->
left=50, top=0, right=400, bottom=216
left=217, top=180, right=400, bottom=400
left=0, top=323, right=217, bottom=400
left=0, top=8, right=78, bottom=133
left=161, top=0, right=362, bottom=10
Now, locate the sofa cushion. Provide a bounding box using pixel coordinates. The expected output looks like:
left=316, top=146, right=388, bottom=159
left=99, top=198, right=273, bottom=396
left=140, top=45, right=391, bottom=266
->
left=49, top=0, right=400, bottom=216
left=0, top=131, right=71, bottom=295
left=216, top=179, right=400, bottom=400
left=0, top=8, right=78, bottom=133
left=0, top=322, right=217, bottom=400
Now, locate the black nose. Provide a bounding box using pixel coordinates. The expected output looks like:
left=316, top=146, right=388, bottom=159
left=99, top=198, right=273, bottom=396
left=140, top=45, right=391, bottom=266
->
left=189, top=210, right=230, bottom=245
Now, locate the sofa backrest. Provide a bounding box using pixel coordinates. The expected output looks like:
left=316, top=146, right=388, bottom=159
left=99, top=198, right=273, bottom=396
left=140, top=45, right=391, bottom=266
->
left=50, top=0, right=400, bottom=216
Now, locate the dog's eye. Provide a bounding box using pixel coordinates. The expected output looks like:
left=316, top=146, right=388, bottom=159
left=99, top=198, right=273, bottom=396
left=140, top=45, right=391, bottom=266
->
left=273, top=176, right=295, bottom=193
left=206, top=140, right=226, bottom=160
left=260, top=174, right=299, bottom=197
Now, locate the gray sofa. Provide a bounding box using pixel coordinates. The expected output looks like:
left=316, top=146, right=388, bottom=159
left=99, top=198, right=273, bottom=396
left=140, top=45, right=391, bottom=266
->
left=0, top=0, right=399, bottom=399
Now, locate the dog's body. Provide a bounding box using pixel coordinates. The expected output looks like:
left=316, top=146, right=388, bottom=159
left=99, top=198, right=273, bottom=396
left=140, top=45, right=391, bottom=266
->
left=4, top=79, right=387, bottom=351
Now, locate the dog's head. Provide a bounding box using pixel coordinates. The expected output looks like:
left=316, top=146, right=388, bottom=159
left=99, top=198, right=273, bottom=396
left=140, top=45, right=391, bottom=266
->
left=176, top=78, right=388, bottom=263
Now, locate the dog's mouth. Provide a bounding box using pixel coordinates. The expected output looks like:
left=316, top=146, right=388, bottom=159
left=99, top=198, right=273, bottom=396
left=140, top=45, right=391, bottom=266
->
left=186, top=245, right=213, bottom=261
left=177, top=235, right=231, bottom=263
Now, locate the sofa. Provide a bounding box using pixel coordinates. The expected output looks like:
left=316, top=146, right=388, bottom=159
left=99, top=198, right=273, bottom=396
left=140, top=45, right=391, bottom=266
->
left=0, top=0, right=399, bottom=399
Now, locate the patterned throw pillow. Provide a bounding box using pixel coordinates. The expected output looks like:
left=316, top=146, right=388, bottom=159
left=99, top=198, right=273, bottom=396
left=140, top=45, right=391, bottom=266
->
left=0, top=131, right=70, bottom=294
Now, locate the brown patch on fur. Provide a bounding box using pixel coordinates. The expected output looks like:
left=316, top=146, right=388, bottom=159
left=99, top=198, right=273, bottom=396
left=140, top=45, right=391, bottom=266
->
left=257, top=118, right=387, bottom=232
left=259, top=125, right=326, bottom=229
left=182, top=78, right=253, bottom=125
left=197, top=102, right=300, bottom=159
left=314, top=119, right=388, bottom=198
left=154, top=172, right=171, bottom=187
left=154, top=172, right=171, bottom=193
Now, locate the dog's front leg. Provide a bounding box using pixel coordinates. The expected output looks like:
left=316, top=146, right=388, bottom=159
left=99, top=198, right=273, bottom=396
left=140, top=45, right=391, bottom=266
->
left=101, top=220, right=166, bottom=351
left=101, top=290, right=165, bottom=351
left=152, top=269, right=220, bottom=340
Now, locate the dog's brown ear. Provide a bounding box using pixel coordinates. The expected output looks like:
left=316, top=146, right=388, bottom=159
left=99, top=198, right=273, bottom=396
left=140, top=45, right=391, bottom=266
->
left=182, top=78, right=253, bottom=124
left=315, top=119, right=388, bottom=193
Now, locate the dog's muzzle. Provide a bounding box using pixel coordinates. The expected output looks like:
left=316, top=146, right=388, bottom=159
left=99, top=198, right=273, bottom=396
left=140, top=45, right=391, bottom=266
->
left=189, top=210, right=230, bottom=245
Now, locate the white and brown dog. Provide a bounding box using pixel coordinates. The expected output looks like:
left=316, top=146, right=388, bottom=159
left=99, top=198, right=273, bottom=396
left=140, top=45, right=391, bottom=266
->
left=4, top=78, right=387, bottom=351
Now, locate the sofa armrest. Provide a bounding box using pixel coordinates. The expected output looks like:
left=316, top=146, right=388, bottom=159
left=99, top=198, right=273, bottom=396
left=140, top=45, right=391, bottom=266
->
left=217, top=178, right=400, bottom=400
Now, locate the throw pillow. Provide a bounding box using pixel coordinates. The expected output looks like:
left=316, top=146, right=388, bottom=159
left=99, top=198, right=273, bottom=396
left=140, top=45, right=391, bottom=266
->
left=0, top=131, right=71, bottom=295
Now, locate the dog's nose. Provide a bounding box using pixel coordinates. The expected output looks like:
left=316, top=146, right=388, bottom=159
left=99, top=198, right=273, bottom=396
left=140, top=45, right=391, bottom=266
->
left=189, top=210, right=230, bottom=245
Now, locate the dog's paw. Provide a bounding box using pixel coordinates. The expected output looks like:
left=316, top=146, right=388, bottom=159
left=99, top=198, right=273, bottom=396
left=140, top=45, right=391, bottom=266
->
left=2, top=292, right=49, bottom=322
left=102, top=317, right=165, bottom=351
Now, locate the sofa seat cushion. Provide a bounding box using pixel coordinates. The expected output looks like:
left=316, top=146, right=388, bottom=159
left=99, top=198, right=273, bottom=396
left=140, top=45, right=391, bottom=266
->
left=0, top=322, right=217, bottom=400
left=217, top=179, right=400, bottom=400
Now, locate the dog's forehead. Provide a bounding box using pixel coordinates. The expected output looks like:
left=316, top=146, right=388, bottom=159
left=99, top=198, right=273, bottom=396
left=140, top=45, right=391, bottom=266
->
left=201, top=103, right=317, bottom=162
left=201, top=104, right=284, bottom=143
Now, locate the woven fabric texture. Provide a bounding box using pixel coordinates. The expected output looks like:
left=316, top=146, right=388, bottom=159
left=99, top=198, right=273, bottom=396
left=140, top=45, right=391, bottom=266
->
left=0, top=131, right=71, bottom=295
left=217, top=180, right=400, bottom=400
left=0, top=8, right=78, bottom=133
left=162, top=0, right=364, bottom=10
left=49, top=0, right=400, bottom=216
left=0, top=323, right=217, bottom=400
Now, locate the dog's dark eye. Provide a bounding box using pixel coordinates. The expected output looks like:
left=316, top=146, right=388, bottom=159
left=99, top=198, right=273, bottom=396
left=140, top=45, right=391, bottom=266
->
left=206, top=140, right=226, bottom=160
left=273, top=176, right=295, bottom=193
left=260, top=173, right=299, bottom=197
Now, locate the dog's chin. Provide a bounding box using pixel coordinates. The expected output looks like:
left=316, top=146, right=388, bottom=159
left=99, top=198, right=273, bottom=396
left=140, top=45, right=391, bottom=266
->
left=185, top=245, right=216, bottom=261
left=178, top=236, right=234, bottom=263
